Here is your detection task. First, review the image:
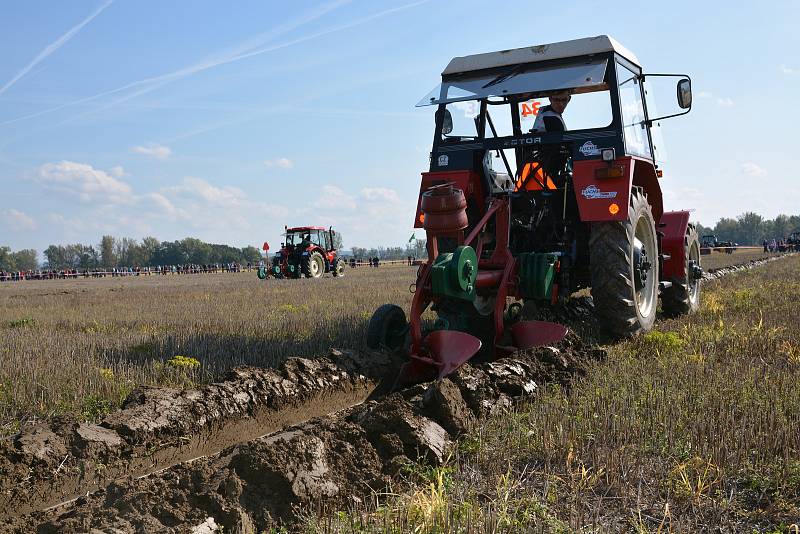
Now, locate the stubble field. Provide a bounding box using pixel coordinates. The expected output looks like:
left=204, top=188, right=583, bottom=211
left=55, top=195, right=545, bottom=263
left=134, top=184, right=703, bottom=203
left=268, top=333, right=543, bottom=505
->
left=0, top=249, right=780, bottom=436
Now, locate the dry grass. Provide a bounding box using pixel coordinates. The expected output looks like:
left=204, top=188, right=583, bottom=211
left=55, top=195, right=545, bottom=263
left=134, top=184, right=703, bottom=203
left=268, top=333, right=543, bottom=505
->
left=0, top=266, right=416, bottom=433
left=309, top=256, right=800, bottom=533
left=701, top=248, right=781, bottom=270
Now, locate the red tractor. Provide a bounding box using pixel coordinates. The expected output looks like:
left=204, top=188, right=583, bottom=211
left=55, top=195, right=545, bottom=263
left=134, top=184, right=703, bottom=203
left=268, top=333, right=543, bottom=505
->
left=267, top=226, right=345, bottom=279
left=367, top=35, right=702, bottom=385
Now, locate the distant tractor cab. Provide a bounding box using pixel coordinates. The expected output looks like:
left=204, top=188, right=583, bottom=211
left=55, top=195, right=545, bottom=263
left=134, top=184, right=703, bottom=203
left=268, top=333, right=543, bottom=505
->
left=264, top=226, right=345, bottom=279
left=700, top=234, right=737, bottom=255
left=368, top=35, right=703, bottom=385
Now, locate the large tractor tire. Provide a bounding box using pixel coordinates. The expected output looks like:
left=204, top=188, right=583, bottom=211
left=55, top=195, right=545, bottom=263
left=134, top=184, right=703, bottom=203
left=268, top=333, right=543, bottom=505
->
left=366, top=304, right=407, bottom=351
left=303, top=252, right=325, bottom=279
left=662, top=224, right=702, bottom=317
left=333, top=257, right=346, bottom=277
left=589, top=188, right=659, bottom=337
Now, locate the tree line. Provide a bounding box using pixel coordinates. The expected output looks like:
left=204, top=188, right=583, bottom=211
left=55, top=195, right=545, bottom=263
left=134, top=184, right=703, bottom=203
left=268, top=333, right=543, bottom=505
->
left=1, top=236, right=263, bottom=271
left=351, top=239, right=427, bottom=261
left=2, top=211, right=798, bottom=271
left=694, top=212, right=800, bottom=246
left=0, top=247, right=38, bottom=272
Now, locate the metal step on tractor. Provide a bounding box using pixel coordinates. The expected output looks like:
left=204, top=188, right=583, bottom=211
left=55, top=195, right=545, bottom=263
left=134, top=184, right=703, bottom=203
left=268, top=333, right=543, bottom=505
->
left=258, top=226, right=346, bottom=279
left=367, top=35, right=702, bottom=385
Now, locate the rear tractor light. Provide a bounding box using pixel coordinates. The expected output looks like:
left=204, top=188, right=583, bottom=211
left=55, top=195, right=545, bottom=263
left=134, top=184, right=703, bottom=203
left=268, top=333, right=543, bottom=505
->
left=601, top=148, right=615, bottom=162
left=595, top=166, right=624, bottom=179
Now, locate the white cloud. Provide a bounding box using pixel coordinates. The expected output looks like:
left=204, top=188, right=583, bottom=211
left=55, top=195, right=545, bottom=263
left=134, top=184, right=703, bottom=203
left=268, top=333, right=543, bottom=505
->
left=716, top=97, right=734, bottom=108
left=264, top=157, right=294, bottom=169
left=157, top=177, right=287, bottom=230
left=110, top=165, right=128, bottom=177
left=361, top=187, right=401, bottom=203
left=780, top=64, right=797, bottom=75
left=300, top=184, right=410, bottom=246
left=312, top=185, right=357, bottom=210
left=741, top=162, right=767, bottom=177
left=696, top=91, right=712, bottom=98
left=1, top=208, right=37, bottom=231
left=36, top=160, right=133, bottom=203
left=131, top=143, right=172, bottom=160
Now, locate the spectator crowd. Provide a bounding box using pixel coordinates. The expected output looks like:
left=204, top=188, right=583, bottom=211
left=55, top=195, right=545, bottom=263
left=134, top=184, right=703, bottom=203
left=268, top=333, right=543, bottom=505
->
left=0, top=263, right=253, bottom=282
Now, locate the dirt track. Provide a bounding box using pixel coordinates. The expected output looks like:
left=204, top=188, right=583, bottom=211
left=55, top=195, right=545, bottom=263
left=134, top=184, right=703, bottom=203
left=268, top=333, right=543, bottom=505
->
left=0, top=254, right=788, bottom=533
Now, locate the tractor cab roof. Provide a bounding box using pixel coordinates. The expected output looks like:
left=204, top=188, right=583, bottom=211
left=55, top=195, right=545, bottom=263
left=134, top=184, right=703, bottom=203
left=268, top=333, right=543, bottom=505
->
left=286, top=226, right=327, bottom=232
left=418, top=35, right=639, bottom=107
left=441, top=35, right=640, bottom=76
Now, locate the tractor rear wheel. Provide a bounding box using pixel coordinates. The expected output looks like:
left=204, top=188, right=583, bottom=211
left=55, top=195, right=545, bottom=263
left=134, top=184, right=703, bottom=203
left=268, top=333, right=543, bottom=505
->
left=589, top=188, right=659, bottom=337
left=662, top=224, right=701, bottom=316
left=333, top=258, right=346, bottom=277
left=303, top=252, right=325, bottom=278
left=366, top=304, right=407, bottom=351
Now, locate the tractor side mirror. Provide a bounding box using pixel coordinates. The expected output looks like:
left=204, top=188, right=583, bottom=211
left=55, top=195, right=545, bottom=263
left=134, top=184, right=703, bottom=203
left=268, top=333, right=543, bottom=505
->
left=441, top=109, right=453, bottom=135
left=677, top=78, right=692, bottom=109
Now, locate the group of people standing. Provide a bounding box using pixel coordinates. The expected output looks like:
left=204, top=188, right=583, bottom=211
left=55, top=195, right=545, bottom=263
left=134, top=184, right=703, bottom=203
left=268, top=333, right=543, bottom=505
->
left=0, top=263, right=253, bottom=283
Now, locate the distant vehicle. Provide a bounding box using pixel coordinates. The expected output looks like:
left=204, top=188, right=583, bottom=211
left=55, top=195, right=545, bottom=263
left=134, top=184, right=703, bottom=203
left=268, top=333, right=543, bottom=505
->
left=700, top=235, right=736, bottom=255
left=260, top=226, right=345, bottom=279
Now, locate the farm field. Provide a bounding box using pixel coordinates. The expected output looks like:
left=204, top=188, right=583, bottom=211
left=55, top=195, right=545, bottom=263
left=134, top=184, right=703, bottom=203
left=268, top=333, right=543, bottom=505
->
left=701, top=248, right=780, bottom=270
left=0, top=251, right=784, bottom=435
left=0, top=252, right=796, bottom=531
left=0, top=265, right=414, bottom=434
left=315, top=254, right=800, bottom=532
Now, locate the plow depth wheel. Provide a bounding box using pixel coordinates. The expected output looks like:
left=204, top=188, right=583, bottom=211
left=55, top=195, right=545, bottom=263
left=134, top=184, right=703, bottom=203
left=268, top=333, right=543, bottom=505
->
left=589, top=188, right=659, bottom=336
left=304, top=252, right=325, bottom=278
left=366, top=304, right=408, bottom=351
left=662, top=224, right=702, bottom=316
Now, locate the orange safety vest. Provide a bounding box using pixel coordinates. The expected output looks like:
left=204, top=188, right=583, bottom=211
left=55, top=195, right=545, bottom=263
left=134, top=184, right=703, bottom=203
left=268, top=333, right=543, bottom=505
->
left=515, top=162, right=557, bottom=191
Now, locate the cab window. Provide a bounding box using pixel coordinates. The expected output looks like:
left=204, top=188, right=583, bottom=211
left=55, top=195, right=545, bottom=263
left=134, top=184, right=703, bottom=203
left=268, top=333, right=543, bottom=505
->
left=616, top=62, right=651, bottom=158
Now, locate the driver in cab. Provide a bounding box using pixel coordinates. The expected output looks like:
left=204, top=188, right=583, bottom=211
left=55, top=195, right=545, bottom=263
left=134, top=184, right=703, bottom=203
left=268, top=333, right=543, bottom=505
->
left=516, top=91, right=571, bottom=191
left=531, top=91, right=570, bottom=133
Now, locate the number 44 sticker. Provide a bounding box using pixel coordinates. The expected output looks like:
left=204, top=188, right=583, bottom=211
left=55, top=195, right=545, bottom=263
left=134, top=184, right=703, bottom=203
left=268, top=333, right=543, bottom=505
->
left=520, top=100, right=542, bottom=119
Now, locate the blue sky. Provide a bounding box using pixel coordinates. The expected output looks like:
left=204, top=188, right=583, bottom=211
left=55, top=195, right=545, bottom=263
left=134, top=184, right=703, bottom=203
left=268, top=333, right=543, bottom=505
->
left=1, top=0, right=798, bottom=254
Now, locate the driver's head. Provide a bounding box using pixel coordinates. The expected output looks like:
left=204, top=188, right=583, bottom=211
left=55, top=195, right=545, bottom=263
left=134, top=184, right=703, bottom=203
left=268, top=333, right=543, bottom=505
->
left=549, top=91, right=571, bottom=114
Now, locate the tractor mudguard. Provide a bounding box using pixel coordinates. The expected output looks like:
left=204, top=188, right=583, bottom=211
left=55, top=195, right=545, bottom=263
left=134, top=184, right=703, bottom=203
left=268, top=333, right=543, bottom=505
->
left=572, top=158, right=633, bottom=222
left=659, top=210, right=691, bottom=281
left=573, top=156, right=664, bottom=223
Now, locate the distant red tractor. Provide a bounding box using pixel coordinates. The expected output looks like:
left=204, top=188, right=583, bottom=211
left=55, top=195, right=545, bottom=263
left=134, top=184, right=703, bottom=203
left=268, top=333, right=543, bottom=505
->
left=264, top=226, right=345, bottom=279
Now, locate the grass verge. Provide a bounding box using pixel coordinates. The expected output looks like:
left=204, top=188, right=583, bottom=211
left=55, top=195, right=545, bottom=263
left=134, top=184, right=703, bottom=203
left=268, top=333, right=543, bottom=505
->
left=306, top=256, right=800, bottom=532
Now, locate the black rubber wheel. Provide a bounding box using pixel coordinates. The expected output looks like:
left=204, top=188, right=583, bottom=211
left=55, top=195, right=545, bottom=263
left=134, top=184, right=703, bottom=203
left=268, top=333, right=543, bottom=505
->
left=662, top=224, right=701, bottom=317
left=589, top=187, right=659, bottom=337
left=303, top=252, right=325, bottom=278
left=366, top=304, right=407, bottom=351
left=333, top=258, right=346, bottom=277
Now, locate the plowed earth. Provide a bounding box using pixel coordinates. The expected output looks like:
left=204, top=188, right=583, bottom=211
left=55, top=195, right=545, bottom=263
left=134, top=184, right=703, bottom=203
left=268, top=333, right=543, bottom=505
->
left=0, top=255, right=787, bottom=533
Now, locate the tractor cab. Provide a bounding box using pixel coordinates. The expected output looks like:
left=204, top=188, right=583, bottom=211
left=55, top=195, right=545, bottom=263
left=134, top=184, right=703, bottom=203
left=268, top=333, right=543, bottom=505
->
left=270, top=226, right=345, bottom=279
left=415, top=36, right=692, bottom=254
left=701, top=235, right=719, bottom=248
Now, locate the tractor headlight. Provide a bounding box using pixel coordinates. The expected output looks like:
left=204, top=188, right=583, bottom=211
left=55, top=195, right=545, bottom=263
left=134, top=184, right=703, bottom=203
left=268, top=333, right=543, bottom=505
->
left=601, top=148, right=615, bottom=162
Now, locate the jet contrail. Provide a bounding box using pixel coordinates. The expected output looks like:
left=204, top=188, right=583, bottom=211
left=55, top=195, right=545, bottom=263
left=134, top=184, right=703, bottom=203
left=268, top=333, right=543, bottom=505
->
left=0, top=0, right=430, bottom=126
left=0, top=0, right=351, bottom=126
left=0, top=0, right=113, bottom=97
